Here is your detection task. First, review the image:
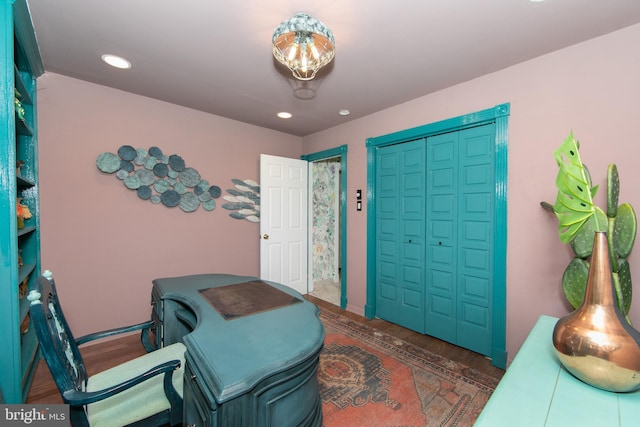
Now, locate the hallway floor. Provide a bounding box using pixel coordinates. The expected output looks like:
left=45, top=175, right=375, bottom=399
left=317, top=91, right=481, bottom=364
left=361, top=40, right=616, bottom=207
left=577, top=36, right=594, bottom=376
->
left=309, top=279, right=340, bottom=306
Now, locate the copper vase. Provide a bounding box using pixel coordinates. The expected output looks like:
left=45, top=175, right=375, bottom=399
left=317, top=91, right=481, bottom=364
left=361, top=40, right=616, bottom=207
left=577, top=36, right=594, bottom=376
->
left=552, top=231, right=640, bottom=392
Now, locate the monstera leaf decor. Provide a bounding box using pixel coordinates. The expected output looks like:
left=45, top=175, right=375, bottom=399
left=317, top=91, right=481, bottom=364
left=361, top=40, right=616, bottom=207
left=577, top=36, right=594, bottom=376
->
left=542, top=132, right=637, bottom=323
left=552, top=132, right=605, bottom=242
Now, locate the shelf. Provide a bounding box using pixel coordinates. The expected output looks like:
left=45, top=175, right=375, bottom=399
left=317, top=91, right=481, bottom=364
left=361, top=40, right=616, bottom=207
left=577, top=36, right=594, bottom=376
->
left=18, top=262, right=36, bottom=286
left=15, top=112, right=33, bottom=136
left=20, top=327, right=38, bottom=392
left=14, top=65, right=33, bottom=105
left=17, top=225, right=36, bottom=238
left=17, top=175, right=35, bottom=189
left=19, top=296, right=28, bottom=326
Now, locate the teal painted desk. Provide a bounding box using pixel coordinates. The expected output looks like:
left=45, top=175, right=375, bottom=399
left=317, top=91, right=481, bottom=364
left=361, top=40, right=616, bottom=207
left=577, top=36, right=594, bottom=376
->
left=475, top=315, right=640, bottom=426
left=151, top=274, right=325, bottom=427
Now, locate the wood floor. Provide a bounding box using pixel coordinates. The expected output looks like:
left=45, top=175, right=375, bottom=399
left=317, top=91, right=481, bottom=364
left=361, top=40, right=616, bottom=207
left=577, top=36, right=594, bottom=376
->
left=307, top=296, right=505, bottom=380
left=27, top=296, right=504, bottom=405
left=27, top=329, right=150, bottom=404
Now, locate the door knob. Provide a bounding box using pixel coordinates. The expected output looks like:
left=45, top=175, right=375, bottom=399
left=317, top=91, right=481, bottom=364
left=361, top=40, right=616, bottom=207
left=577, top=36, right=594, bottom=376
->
left=262, top=234, right=269, bottom=240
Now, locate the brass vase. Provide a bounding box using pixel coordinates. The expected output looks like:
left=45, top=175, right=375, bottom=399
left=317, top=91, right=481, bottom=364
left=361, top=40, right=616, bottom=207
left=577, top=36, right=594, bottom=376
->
left=553, top=231, right=640, bottom=392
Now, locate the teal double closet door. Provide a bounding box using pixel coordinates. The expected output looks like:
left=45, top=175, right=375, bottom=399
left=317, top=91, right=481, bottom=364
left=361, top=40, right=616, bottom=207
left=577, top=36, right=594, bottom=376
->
left=376, top=124, right=495, bottom=356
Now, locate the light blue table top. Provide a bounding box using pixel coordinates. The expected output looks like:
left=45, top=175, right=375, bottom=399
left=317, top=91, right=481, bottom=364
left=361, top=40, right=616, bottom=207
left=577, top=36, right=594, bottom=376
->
left=475, top=315, right=640, bottom=426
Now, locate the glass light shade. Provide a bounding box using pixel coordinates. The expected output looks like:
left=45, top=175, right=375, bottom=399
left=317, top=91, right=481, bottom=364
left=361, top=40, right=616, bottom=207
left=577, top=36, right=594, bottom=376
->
left=272, top=13, right=335, bottom=81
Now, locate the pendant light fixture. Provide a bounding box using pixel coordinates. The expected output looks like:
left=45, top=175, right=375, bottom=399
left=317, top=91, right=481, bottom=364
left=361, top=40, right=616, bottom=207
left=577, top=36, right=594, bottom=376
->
left=272, top=13, right=335, bottom=81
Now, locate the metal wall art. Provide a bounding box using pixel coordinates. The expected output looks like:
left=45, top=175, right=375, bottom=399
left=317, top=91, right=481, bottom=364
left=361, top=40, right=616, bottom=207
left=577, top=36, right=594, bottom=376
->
left=96, top=146, right=260, bottom=221
left=221, top=179, right=260, bottom=222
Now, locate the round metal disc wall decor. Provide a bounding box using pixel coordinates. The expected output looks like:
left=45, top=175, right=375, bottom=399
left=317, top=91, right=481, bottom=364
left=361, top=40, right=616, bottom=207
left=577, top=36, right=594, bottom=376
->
left=97, top=146, right=261, bottom=221
left=97, top=146, right=224, bottom=213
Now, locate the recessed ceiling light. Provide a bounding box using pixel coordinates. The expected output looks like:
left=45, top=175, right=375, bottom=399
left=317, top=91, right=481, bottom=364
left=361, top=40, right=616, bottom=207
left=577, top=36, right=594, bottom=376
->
left=338, top=109, right=350, bottom=116
left=101, top=54, right=132, bottom=69
left=277, top=112, right=292, bottom=119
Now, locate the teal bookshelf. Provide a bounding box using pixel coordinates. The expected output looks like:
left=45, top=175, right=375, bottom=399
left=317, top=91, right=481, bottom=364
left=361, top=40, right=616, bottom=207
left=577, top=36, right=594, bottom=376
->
left=0, top=0, right=44, bottom=403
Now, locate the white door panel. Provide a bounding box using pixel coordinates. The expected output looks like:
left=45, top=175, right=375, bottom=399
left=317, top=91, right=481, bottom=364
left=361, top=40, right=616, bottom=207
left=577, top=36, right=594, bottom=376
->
left=260, top=154, right=308, bottom=294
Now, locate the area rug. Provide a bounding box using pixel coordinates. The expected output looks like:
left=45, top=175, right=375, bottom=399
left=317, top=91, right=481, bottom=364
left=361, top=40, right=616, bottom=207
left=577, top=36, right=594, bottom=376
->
left=317, top=310, right=500, bottom=427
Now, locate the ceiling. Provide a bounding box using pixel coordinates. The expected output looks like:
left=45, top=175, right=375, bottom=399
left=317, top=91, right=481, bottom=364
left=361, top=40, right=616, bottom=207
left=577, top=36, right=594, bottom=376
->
left=27, top=0, right=640, bottom=137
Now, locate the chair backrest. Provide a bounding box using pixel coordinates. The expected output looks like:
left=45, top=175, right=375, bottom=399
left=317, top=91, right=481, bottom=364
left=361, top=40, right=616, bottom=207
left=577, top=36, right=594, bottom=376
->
left=29, top=275, right=89, bottom=399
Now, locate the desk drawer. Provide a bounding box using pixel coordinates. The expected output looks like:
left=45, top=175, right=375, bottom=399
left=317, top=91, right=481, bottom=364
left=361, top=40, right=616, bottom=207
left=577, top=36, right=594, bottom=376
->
left=151, top=310, right=163, bottom=349
left=184, top=356, right=218, bottom=427
left=254, top=352, right=323, bottom=427
left=150, top=290, right=163, bottom=348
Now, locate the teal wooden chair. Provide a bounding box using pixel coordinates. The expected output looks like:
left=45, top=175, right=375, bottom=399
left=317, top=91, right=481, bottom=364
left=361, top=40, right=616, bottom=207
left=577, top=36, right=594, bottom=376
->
left=28, top=272, right=186, bottom=426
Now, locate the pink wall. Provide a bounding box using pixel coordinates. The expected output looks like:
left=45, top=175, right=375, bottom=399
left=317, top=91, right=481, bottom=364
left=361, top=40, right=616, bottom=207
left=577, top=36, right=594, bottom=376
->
left=303, top=23, right=640, bottom=361
left=38, top=74, right=301, bottom=337
left=38, top=23, right=640, bottom=362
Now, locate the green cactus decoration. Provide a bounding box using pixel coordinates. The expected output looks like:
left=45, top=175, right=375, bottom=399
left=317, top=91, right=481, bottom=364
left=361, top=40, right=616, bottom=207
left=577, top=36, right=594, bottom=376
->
left=542, top=132, right=637, bottom=324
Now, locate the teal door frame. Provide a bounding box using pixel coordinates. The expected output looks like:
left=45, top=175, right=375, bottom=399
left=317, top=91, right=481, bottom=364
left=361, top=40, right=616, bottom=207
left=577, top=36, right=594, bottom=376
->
left=302, top=145, right=348, bottom=309
left=365, top=104, right=509, bottom=368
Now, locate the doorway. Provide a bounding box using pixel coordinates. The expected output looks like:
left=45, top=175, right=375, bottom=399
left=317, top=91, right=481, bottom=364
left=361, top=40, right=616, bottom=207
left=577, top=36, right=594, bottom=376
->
left=302, top=145, right=348, bottom=309
left=309, top=157, right=341, bottom=306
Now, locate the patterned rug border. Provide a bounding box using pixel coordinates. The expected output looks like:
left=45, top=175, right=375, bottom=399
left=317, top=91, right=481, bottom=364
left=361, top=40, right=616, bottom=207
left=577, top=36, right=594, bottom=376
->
left=318, top=309, right=500, bottom=393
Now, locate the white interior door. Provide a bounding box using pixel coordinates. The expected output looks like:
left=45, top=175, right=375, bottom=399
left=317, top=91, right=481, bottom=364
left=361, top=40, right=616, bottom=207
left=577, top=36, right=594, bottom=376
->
left=260, top=154, right=308, bottom=295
